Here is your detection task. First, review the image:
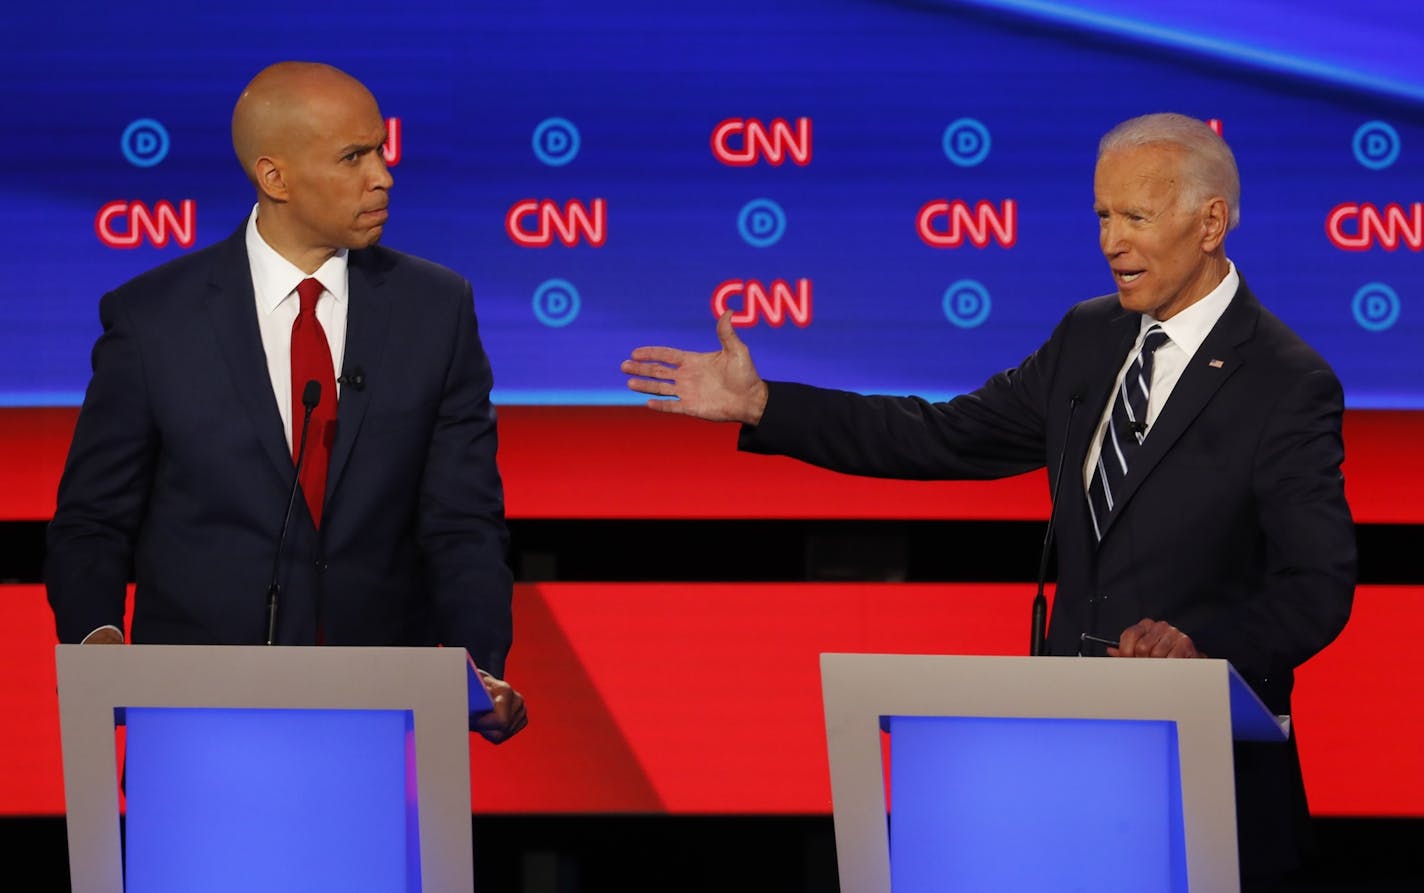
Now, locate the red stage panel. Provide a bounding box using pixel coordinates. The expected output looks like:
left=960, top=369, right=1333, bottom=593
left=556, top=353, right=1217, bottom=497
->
left=8, top=583, right=1420, bottom=818
left=2, top=407, right=1420, bottom=522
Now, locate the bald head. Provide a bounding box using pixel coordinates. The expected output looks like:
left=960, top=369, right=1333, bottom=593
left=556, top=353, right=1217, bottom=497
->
left=230, top=61, right=393, bottom=272
left=231, top=61, right=380, bottom=184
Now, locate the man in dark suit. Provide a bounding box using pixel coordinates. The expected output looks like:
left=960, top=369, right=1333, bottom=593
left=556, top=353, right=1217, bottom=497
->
left=46, top=61, right=525, bottom=742
left=621, top=113, right=1354, bottom=888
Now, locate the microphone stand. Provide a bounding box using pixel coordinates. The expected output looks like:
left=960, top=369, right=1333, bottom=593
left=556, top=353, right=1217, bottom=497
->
left=1031, top=395, right=1080, bottom=656
left=267, top=380, right=320, bottom=645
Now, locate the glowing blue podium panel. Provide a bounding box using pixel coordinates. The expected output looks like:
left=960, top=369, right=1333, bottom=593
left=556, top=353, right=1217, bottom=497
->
left=123, top=707, right=418, bottom=893
left=888, top=715, right=1187, bottom=893
left=55, top=646, right=478, bottom=893
left=821, top=655, right=1283, bottom=893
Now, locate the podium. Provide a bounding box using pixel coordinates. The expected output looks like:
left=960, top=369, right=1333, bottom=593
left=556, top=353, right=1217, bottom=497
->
left=820, top=654, right=1288, bottom=893
left=55, top=645, right=491, bottom=893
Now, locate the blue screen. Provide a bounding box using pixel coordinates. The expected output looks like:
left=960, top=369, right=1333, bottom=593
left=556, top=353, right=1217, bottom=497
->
left=2, top=0, right=1419, bottom=407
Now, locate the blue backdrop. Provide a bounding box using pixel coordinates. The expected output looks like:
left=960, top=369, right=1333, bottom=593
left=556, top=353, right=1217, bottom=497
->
left=2, top=0, right=1420, bottom=407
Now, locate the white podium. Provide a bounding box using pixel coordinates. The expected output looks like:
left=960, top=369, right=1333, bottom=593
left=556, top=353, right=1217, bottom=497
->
left=821, top=654, right=1287, bottom=893
left=55, top=645, right=490, bottom=893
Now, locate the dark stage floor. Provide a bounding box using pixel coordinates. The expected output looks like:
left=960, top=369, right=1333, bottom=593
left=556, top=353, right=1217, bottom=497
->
left=5, top=814, right=1422, bottom=892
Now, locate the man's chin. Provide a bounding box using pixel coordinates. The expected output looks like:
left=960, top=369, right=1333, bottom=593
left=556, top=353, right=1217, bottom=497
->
left=351, top=226, right=385, bottom=249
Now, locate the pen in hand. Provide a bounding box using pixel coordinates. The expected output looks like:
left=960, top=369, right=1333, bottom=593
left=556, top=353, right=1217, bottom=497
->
left=1080, top=632, right=1121, bottom=650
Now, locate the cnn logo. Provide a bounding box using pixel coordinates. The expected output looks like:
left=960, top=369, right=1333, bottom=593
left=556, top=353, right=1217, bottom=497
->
left=712, top=279, right=812, bottom=328
left=711, top=118, right=812, bottom=167
left=506, top=199, right=606, bottom=247
left=95, top=200, right=196, bottom=249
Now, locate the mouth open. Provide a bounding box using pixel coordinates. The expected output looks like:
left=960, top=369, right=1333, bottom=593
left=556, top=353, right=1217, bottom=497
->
left=1115, top=270, right=1144, bottom=284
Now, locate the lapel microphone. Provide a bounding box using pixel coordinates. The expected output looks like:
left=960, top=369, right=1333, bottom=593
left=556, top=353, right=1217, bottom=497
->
left=267, top=380, right=321, bottom=645
left=337, top=367, right=366, bottom=391
left=1031, top=392, right=1081, bottom=656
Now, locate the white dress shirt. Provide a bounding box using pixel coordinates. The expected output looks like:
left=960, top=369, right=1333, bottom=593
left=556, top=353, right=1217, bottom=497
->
left=246, top=207, right=349, bottom=451
left=1082, top=261, right=1239, bottom=490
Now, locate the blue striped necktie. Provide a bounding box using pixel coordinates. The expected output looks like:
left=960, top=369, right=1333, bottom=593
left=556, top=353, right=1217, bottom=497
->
left=1088, top=325, right=1170, bottom=540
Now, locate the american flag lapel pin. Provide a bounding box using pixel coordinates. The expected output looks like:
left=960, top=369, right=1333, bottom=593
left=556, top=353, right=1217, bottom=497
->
left=1208, top=358, right=1225, bottom=369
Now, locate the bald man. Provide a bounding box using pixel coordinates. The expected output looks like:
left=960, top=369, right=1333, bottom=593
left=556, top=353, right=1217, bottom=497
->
left=46, top=62, right=525, bottom=742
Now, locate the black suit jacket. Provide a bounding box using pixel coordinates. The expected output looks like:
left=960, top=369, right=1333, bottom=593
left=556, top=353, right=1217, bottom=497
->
left=739, top=279, right=1355, bottom=878
left=46, top=223, right=513, bottom=676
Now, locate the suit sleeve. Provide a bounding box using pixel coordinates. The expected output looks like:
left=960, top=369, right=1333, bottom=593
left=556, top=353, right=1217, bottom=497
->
left=737, top=306, right=1081, bottom=480
left=417, top=281, right=514, bottom=678
left=45, top=291, right=157, bottom=642
left=1191, top=368, right=1355, bottom=680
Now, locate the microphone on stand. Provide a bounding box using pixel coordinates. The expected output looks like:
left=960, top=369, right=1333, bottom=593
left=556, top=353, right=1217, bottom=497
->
left=267, top=380, right=321, bottom=646
left=1030, top=393, right=1082, bottom=656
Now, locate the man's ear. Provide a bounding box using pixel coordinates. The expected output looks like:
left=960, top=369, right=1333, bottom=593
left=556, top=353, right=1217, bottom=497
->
left=1200, top=196, right=1228, bottom=252
left=254, top=156, right=288, bottom=202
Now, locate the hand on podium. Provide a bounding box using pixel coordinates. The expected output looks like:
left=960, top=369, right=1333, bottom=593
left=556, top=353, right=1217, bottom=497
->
left=472, top=669, right=527, bottom=744
left=1108, top=617, right=1204, bottom=659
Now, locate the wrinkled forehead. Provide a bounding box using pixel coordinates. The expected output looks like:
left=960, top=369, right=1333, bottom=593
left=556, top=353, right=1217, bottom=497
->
left=1094, top=145, right=1186, bottom=199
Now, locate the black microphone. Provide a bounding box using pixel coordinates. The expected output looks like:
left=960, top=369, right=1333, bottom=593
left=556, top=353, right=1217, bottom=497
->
left=266, top=380, right=321, bottom=646
left=1030, top=393, right=1081, bottom=656
left=1129, top=419, right=1148, bottom=435
left=337, top=367, right=365, bottom=391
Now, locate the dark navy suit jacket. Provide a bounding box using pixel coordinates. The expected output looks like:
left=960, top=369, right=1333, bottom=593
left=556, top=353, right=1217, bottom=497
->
left=46, top=223, right=513, bottom=676
left=739, top=279, right=1356, bottom=879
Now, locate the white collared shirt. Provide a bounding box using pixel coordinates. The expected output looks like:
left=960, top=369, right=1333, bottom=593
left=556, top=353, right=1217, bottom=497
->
left=1082, top=261, right=1239, bottom=490
left=245, top=207, right=349, bottom=451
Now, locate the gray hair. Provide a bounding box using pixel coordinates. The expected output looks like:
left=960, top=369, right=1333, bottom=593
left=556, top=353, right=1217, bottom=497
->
left=1098, top=113, right=1241, bottom=231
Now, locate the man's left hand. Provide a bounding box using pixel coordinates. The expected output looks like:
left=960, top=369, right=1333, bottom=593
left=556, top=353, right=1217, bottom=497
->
left=472, top=671, right=528, bottom=744
left=1109, top=618, right=1203, bottom=658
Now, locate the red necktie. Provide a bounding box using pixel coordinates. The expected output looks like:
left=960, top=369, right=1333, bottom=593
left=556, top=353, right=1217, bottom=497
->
left=291, top=277, right=337, bottom=528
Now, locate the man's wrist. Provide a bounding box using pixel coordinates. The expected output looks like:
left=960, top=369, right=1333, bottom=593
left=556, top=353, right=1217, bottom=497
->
left=745, top=380, right=769, bottom=426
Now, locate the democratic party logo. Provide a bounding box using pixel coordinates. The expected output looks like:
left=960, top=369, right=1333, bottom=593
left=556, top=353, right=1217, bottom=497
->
left=532, top=279, right=581, bottom=327
left=942, top=119, right=990, bottom=167
left=942, top=280, right=991, bottom=329
left=533, top=118, right=580, bottom=167
left=121, top=118, right=170, bottom=168
left=1353, top=121, right=1400, bottom=171
left=738, top=199, right=786, bottom=248
left=1351, top=283, right=1400, bottom=332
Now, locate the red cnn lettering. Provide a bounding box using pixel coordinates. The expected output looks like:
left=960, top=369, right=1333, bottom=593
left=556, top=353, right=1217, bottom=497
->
left=917, top=199, right=1017, bottom=248
left=383, top=117, right=401, bottom=167
left=506, top=199, right=607, bottom=247
left=711, top=279, right=813, bottom=328
left=711, top=117, right=812, bottom=167
left=95, top=200, right=197, bottom=249
left=1208, top=118, right=1223, bottom=136
left=1326, top=202, right=1424, bottom=251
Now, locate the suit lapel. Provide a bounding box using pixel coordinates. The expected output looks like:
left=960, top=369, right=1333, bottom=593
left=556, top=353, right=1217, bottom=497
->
left=1068, top=309, right=1141, bottom=500
left=1096, top=285, right=1257, bottom=540
left=205, top=226, right=294, bottom=485
left=325, top=250, right=391, bottom=501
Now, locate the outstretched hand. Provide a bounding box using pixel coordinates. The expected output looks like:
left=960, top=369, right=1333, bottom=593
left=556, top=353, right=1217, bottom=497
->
left=620, top=310, right=769, bottom=425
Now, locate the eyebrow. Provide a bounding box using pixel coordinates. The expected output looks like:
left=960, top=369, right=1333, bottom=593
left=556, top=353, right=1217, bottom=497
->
left=336, top=132, right=389, bottom=157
